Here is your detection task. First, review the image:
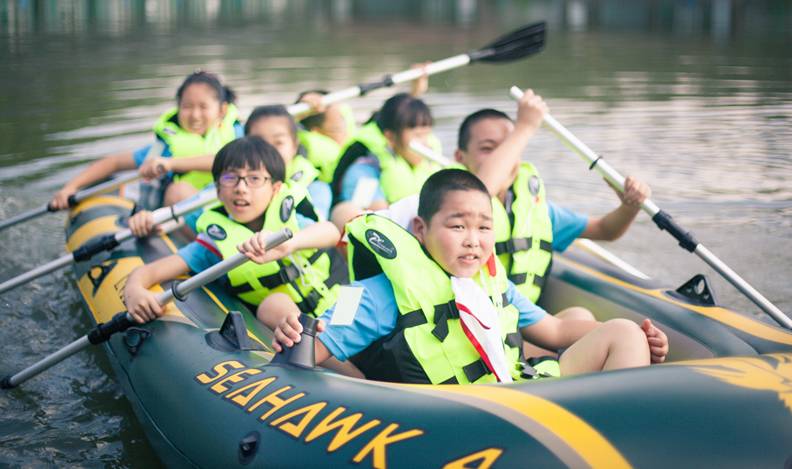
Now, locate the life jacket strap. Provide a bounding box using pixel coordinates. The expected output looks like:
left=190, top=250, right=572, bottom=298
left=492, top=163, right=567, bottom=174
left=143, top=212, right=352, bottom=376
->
left=462, top=358, right=492, bottom=383
left=495, top=237, right=553, bottom=255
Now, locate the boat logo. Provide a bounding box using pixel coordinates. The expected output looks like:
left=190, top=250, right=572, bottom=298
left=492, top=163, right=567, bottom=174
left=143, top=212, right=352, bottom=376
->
left=290, top=170, right=304, bottom=182
left=206, top=224, right=227, bottom=241
left=365, top=229, right=397, bottom=259
left=685, top=354, right=792, bottom=414
left=528, top=175, right=541, bottom=196
left=280, top=196, right=295, bottom=222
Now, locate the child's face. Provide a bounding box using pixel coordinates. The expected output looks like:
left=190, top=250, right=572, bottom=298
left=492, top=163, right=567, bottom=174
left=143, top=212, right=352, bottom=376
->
left=386, top=126, right=433, bottom=166
left=177, top=83, right=227, bottom=136
left=413, top=189, right=494, bottom=278
left=217, top=165, right=281, bottom=228
left=455, top=117, right=518, bottom=180
left=246, top=116, right=298, bottom=166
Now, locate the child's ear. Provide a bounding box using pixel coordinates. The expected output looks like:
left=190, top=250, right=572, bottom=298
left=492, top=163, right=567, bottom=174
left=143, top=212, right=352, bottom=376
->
left=411, top=216, right=427, bottom=244
left=383, top=129, right=397, bottom=148
left=219, top=102, right=229, bottom=119
left=454, top=148, right=464, bottom=163
left=271, top=180, right=283, bottom=194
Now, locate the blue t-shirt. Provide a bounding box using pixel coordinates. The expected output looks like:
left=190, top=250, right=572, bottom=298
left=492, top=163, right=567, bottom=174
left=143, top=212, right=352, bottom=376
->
left=307, top=180, right=332, bottom=221
left=318, top=273, right=548, bottom=361
left=338, top=158, right=386, bottom=205
left=547, top=202, right=588, bottom=252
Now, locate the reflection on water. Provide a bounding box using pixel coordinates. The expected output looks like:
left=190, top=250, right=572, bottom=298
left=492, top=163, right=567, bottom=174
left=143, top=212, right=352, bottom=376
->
left=0, top=1, right=791, bottom=467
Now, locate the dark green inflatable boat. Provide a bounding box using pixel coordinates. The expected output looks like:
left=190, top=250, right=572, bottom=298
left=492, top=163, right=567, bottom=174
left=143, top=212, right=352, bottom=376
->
left=66, top=194, right=792, bottom=468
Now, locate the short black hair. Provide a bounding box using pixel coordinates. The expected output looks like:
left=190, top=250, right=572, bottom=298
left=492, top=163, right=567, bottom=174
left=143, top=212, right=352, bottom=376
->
left=176, top=70, right=236, bottom=105
left=376, top=93, right=433, bottom=136
left=418, top=169, right=490, bottom=222
left=457, top=109, right=511, bottom=151
left=295, top=89, right=330, bottom=130
left=244, top=105, right=298, bottom=141
left=212, top=136, right=285, bottom=183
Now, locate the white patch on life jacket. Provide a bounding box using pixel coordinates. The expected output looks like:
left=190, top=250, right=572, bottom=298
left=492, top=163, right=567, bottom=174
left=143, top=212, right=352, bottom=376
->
left=329, top=286, right=364, bottom=326
left=451, top=276, right=513, bottom=383
left=351, top=177, right=379, bottom=208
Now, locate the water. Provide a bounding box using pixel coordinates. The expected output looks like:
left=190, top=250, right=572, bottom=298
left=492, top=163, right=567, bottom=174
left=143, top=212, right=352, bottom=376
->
left=1, top=0, right=791, bottom=466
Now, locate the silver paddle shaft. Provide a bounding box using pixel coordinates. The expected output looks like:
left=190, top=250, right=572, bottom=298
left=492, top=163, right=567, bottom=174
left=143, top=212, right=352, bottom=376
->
left=0, top=188, right=217, bottom=295
left=2, top=228, right=292, bottom=389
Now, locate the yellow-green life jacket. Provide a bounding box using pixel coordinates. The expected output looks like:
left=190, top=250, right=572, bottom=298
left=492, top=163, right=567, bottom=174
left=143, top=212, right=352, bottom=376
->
left=492, top=163, right=554, bottom=303
left=297, top=103, right=357, bottom=183
left=153, top=104, right=240, bottom=191
left=345, top=213, right=525, bottom=384
left=297, top=129, right=341, bottom=183
left=195, top=185, right=338, bottom=317
left=286, top=154, right=320, bottom=192
left=333, top=121, right=442, bottom=204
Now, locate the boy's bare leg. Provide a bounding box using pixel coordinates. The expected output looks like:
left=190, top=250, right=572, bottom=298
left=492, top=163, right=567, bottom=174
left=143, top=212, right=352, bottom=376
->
left=163, top=181, right=198, bottom=206
left=523, top=306, right=595, bottom=359
left=559, top=318, right=650, bottom=375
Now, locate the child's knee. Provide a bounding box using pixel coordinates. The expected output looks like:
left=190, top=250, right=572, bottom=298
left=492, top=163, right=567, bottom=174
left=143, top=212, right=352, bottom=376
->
left=164, top=182, right=197, bottom=205
left=602, top=318, right=642, bottom=336
left=557, top=306, right=595, bottom=322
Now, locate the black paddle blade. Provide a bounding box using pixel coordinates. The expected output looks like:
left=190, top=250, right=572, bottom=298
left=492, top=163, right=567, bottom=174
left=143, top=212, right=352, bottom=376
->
left=469, top=21, right=546, bottom=63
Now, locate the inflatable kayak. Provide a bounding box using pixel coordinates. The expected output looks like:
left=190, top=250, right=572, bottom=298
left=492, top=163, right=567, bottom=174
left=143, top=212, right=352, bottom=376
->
left=66, top=194, right=792, bottom=468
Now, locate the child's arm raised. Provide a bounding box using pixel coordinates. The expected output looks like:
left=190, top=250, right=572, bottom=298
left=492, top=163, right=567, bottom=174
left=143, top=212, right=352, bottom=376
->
left=51, top=151, right=136, bottom=209
left=124, top=254, right=191, bottom=324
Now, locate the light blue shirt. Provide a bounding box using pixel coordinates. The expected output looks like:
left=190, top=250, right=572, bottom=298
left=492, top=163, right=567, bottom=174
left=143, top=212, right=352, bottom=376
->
left=338, top=159, right=386, bottom=204
left=547, top=202, right=588, bottom=252
left=318, top=273, right=548, bottom=361
left=307, top=180, right=332, bottom=221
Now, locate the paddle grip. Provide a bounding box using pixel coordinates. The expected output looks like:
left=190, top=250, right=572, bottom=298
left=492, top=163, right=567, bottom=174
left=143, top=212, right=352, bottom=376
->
left=652, top=210, right=698, bottom=252
left=271, top=314, right=318, bottom=369
left=87, top=312, right=135, bottom=345
left=358, top=75, right=395, bottom=95
left=72, top=234, right=121, bottom=262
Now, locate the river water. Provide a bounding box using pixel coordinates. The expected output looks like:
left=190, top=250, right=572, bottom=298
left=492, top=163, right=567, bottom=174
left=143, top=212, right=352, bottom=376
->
left=0, top=0, right=790, bottom=466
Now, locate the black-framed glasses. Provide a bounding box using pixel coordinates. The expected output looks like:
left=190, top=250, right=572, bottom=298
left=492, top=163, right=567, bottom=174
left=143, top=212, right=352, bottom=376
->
left=218, top=172, right=271, bottom=188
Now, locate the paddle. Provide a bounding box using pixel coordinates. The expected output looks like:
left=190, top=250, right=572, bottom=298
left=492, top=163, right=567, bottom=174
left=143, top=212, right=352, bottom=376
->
left=508, top=85, right=791, bottom=329
left=287, top=22, right=546, bottom=117
left=0, top=186, right=219, bottom=295
left=0, top=172, right=141, bottom=233
left=1, top=228, right=292, bottom=389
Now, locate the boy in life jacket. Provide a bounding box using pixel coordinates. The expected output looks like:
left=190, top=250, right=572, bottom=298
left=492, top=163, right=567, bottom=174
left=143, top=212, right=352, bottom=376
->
left=123, top=136, right=342, bottom=332
left=272, top=169, right=668, bottom=384
left=51, top=71, right=242, bottom=211
left=294, top=90, right=358, bottom=183
left=244, top=105, right=333, bottom=221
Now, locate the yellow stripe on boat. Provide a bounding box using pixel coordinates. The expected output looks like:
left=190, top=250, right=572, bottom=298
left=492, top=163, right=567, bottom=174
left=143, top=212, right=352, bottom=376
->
left=77, top=257, right=188, bottom=323
left=69, top=196, right=134, bottom=216
left=66, top=215, right=122, bottom=252
left=430, top=385, right=631, bottom=469
left=558, top=254, right=792, bottom=346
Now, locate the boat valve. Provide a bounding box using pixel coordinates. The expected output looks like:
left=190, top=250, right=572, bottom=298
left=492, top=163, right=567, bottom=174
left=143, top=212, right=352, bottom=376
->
left=271, top=314, right=317, bottom=369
